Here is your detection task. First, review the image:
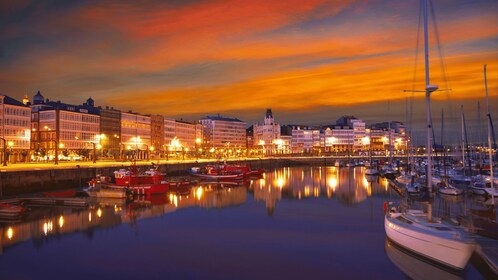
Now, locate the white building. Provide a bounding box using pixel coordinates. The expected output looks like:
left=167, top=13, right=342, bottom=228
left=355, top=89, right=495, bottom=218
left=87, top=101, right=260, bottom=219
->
left=162, top=118, right=203, bottom=158
left=291, top=126, right=321, bottom=154
left=0, top=94, right=31, bottom=163
left=200, top=114, right=247, bottom=150
left=31, top=92, right=100, bottom=161
left=253, top=109, right=281, bottom=155
left=121, top=111, right=151, bottom=159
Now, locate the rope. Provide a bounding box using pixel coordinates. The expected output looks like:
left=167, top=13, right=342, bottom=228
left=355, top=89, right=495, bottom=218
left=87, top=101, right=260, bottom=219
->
left=429, top=0, right=458, bottom=146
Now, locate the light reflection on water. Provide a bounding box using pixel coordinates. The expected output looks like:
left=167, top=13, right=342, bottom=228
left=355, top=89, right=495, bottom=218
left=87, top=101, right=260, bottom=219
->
left=0, top=166, right=492, bottom=280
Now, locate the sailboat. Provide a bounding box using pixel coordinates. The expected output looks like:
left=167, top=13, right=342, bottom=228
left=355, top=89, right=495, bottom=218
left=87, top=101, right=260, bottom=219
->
left=365, top=128, right=379, bottom=178
left=384, top=0, right=474, bottom=270
left=471, top=65, right=498, bottom=199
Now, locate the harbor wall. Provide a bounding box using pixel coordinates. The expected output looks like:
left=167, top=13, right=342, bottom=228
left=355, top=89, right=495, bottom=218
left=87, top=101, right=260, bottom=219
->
left=0, top=158, right=332, bottom=197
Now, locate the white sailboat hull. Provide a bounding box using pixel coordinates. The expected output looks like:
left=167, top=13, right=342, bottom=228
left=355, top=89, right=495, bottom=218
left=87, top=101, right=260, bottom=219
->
left=365, top=168, right=379, bottom=176
left=385, top=213, right=474, bottom=270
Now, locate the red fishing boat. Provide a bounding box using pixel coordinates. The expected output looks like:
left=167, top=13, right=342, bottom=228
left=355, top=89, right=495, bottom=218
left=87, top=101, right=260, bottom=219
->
left=219, top=163, right=265, bottom=178
left=189, top=163, right=263, bottom=180
left=89, top=165, right=169, bottom=196
left=189, top=166, right=245, bottom=181
left=0, top=203, right=26, bottom=219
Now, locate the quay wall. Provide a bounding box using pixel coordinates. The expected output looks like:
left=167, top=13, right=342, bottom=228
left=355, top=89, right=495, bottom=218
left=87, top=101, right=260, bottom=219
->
left=0, top=157, right=340, bottom=197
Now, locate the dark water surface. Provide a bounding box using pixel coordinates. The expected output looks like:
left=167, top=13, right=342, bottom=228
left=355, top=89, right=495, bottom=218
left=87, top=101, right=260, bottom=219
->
left=0, top=167, right=491, bottom=279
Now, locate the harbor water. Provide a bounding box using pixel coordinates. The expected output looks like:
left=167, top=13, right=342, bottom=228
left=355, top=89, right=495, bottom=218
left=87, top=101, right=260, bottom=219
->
left=0, top=166, right=495, bottom=279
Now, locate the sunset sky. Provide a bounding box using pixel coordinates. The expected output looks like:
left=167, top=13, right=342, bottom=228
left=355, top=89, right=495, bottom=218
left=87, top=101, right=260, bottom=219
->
left=1, top=0, right=497, bottom=142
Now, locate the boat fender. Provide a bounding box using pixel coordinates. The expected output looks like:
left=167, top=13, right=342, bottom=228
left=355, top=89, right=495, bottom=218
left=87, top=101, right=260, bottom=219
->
left=383, top=201, right=388, bottom=213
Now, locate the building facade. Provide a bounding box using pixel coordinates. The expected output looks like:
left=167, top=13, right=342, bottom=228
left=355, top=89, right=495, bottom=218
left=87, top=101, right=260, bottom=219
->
left=0, top=94, right=31, bottom=163
left=150, top=115, right=164, bottom=159
left=100, top=106, right=121, bottom=159
left=31, top=92, right=100, bottom=161
left=120, top=112, right=151, bottom=160
left=253, top=109, right=281, bottom=155
left=200, top=115, right=247, bottom=155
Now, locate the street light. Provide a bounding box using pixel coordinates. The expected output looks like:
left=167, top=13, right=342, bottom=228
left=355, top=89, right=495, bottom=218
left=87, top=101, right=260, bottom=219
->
left=149, top=146, right=154, bottom=161
left=91, top=142, right=97, bottom=163
left=258, top=140, right=265, bottom=157
left=0, top=137, right=7, bottom=166
left=142, top=144, right=149, bottom=161
left=50, top=139, right=59, bottom=165
left=195, top=138, right=201, bottom=159
left=96, top=134, right=106, bottom=156
left=119, top=143, right=125, bottom=161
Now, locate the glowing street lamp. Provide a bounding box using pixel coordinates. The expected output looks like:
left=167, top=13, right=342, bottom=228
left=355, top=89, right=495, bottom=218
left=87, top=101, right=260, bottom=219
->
left=258, top=140, right=265, bottom=157
left=195, top=138, right=202, bottom=159
left=50, top=139, right=59, bottom=165
left=273, top=139, right=283, bottom=155
left=0, top=137, right=8, bottom=166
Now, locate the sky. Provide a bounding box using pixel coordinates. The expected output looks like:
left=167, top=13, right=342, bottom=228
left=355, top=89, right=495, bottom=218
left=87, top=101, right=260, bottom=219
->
left=0, top=0, right=497, bottom=144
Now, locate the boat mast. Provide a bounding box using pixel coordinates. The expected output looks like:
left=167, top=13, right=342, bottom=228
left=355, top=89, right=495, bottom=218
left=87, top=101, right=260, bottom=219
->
left=388, top=101, right=392, bottom=165
left=484, top=64, right=495, bottom=205
left=423, top=0, right=437, bottom=194
left=461, top=106, right=466, bottom=173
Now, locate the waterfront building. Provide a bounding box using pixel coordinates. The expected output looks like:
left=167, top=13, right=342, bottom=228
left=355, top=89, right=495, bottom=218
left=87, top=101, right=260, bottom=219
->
left=162, top=118, right=203, bottom=159
left=290, top=125, right=321, bottom=154
left=0, top=94, right=31, bottom=163
left=246, top=126, right=254, bottom=156
left=370, top=121, right=407, bottom=154
left=150, top=115, right=164, bottom=159
left=174, top=120, right=203, bottom=157
left=321, top=116, right=366, bottom=154
left=31, top=93, right=100, bottom=161
left=163, top=118, right=176, bottom=156
left=279, top=135, right=292, bottom=155
left=99, top=106, right=121, bottom=159
left=253, top=109, right=281, bottom=155
left=120, top=111, right=151, bottom=160
left=199, top=114, right=247, bottom=152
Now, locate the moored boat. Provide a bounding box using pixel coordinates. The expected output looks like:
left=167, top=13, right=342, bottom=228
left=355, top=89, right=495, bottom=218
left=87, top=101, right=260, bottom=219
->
left=0, top=203, right=26, bottom=219
left=85, top=186, right=129, bottom=199
left=385, top=206, right=475, bottom=270
left=189, top=170, right=245, bottom=181
left=365, top=167, right=379, bottom=176
left=437, top=181, right=464, bottom=196
left=89, top=165, right=170, bottom=196
left=189, top=165, right=246, bottom=181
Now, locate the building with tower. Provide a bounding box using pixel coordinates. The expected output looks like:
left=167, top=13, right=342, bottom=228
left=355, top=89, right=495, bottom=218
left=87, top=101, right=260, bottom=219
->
left=253, top=109, right=282, bottom=155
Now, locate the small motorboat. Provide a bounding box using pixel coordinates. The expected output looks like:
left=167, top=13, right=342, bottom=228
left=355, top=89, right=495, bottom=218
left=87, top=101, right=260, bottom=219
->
left=0, top=203, right=26, bottom=219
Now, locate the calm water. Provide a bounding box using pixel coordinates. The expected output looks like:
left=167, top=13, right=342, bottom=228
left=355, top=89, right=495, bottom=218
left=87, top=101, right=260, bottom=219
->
left=0, top=166, right=493, bottom=279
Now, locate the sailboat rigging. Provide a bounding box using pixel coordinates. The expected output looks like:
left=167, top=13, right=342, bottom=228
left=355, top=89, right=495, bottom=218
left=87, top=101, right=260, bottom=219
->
left=384, top=0, right=474, bottom=270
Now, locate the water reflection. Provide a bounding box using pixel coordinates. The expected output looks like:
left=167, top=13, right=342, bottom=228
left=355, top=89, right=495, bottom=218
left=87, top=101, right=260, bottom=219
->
left=251, top=166, right=391, bottom=213
left=385, top=239, right=464, bottom=280
left=0, top=167, right=390, bottom=254
left=0, top=182, right=250, bottom=254
left=0, top=166, right=494, bottom=279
